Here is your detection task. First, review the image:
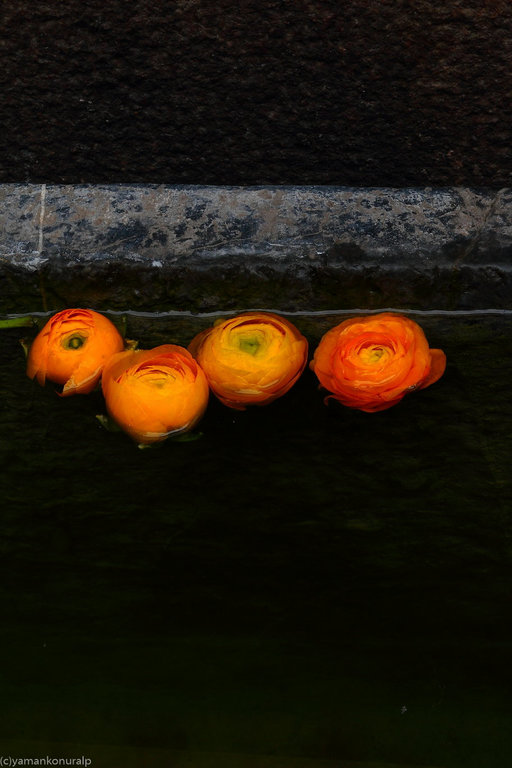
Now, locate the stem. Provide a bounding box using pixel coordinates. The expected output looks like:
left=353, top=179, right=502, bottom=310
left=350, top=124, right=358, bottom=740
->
left=0, top=317, right=37, bottom=329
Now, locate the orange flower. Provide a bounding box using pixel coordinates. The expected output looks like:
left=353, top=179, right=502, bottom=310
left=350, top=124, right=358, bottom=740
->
left=101, top=345, right=209, bottom=443
left=310, top=313, right=446, bottom=412
left=188, top=312, right=308, bottom=409
left=26, top=308, right=124, bottom=396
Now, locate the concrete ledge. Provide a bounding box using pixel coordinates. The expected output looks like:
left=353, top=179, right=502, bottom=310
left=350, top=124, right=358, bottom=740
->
left=1, top=184, right=512, bottom=312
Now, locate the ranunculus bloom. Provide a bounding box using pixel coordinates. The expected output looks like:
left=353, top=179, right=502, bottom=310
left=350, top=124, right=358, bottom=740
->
left=101, top=345, right=209, bottom=443
left=26, top=308, right=124, bottom=396
left=310, top=313, right=446, bottom=412
left=188, top=312, right=308, bottom=409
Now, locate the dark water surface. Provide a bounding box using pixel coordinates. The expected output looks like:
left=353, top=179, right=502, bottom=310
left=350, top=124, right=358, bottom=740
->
left=0, top=310, right=511, bottom=767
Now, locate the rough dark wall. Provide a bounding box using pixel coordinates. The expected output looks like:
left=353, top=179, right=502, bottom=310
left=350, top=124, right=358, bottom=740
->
left=2, top=0, right=512, bottom=186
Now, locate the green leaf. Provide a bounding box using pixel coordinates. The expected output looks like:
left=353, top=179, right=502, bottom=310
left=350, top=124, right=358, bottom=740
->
left=95, top=414, right=122, bottom=433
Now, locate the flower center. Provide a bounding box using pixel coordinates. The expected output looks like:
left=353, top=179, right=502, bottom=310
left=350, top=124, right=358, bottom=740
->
left=359, top=345, right=387, bottom=364
left=62, top=333, right=87, bottom=350
left=238, top=335, right=262, bottom=356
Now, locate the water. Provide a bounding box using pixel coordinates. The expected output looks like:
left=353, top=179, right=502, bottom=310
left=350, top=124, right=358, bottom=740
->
left=1, top=310, right=511, bottom=767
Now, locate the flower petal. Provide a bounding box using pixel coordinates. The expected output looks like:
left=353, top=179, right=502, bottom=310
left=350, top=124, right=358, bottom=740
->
left=418, top=348, right=447, bottom=390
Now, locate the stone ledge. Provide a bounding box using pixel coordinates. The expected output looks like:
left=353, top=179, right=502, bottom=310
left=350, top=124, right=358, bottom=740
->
left=1, top=184, right=512, bottom=312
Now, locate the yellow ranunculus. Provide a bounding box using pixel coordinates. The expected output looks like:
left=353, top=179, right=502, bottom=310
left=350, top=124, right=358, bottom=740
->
left=188, top=312, right=308, bottom=409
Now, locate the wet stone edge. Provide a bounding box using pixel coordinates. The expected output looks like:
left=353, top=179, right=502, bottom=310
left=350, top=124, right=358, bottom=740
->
left=1, top=184, right=511, bottom=312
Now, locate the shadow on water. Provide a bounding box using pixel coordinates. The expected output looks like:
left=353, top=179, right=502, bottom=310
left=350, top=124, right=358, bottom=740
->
left=0, top=310, right=511, bottom=767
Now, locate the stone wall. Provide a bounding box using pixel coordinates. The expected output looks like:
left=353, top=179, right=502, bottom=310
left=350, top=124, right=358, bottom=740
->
left=2, top=184, right=511, bottom=312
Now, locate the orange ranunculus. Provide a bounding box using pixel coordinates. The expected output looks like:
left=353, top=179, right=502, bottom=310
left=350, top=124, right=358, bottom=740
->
left=101, top=345, right=209, bottom=444
left=26, top=308, right=124, bottom=396
left=310, top=313, right=446, bottom=412
left=188, top=312, right=308, bottom=409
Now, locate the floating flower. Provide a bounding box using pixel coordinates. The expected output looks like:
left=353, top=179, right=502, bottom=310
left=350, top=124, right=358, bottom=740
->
left=26, top=308, right=124, bottom=396
left=188, top=312, right=308, bottom=409
left=310, top=313, right=446, bottom=412
left=101, top=345, right=209, bottom=443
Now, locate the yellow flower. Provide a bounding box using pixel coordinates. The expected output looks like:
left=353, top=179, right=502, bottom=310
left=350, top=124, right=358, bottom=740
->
left=188, top=312, right=308, bottom=409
